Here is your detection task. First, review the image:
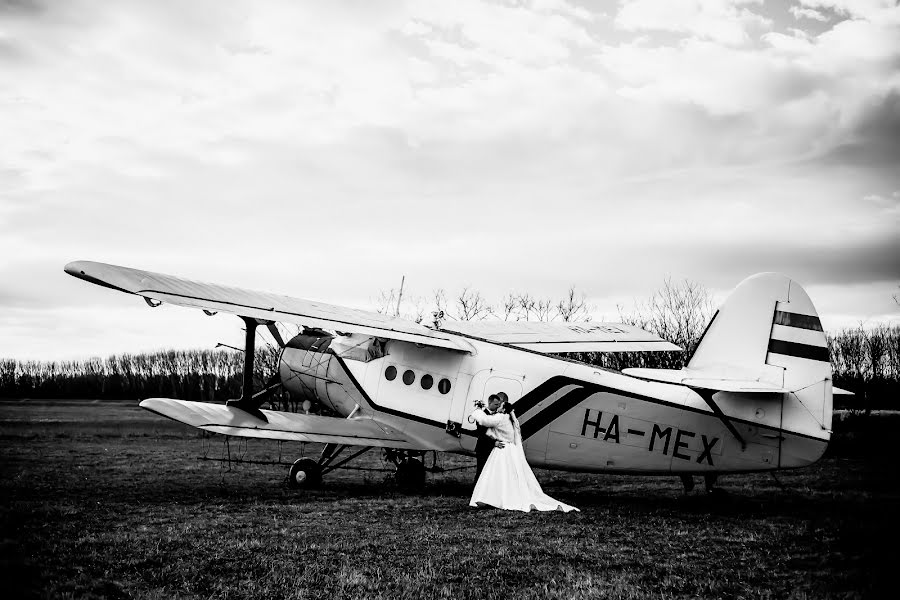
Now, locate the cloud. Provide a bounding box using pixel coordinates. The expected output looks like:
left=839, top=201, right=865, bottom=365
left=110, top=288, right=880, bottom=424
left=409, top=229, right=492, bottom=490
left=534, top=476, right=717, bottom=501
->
left=799, top=0, right=900, bottom=21
left=817, top=90, right=900, bottom=167
left=1, top=0, right=899, bottom=358
left=0, top=0, right=45, bottom=17
left=693, top=234, right=900, bottom=288
left=0, top=304, right=239, bottom=361
left=615, top=0, right=771, bottom=46
left=790, top=6, right=830, bottom=21
left=598, top=38, right=824, bottom=116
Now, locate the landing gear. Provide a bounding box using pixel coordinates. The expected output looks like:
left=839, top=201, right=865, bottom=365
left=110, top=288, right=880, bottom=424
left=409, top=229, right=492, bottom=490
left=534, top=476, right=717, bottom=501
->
left=286, top=446, right=432, bottom=491
left=395, top=458, right=426, bottom=489
left=286, top=444, right=374, bottom=490
left=679, top=474, right=720, bottom=495
left=288, top=458, right=321, bottom=489
left=383, top=448, right=430, bottom=490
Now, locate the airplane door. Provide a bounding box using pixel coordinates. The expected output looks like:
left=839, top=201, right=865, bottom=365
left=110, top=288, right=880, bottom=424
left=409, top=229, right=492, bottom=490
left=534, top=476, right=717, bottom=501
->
left=455, top=370, right=523, bottom=435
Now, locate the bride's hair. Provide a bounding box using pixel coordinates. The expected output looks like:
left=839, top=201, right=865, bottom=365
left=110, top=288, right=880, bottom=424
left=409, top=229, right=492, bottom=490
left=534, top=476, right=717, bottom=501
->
left=502, top=400, right=522, bottom=442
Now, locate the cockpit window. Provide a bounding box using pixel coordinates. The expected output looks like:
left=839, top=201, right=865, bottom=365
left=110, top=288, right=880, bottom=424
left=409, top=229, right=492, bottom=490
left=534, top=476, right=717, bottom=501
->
left=331, top=336, right=388, bottom=363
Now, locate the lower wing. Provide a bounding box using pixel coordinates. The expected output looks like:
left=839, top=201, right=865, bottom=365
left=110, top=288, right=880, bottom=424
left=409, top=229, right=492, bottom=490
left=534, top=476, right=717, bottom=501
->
left=141, top=398, right=429, bottom=449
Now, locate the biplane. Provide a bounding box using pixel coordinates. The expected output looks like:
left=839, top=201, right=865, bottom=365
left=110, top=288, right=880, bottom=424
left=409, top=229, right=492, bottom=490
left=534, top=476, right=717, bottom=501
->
left=65, top=261, right=835, bottom=492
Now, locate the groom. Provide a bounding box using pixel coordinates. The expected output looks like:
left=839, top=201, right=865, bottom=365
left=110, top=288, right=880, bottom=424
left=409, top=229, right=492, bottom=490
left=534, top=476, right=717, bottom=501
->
left=473, top=393, right=505, bottom=483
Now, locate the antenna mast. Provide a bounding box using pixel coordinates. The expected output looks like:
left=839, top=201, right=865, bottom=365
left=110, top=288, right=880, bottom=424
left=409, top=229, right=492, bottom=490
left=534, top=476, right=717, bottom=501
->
left=395, top=275, right=405, bottom=317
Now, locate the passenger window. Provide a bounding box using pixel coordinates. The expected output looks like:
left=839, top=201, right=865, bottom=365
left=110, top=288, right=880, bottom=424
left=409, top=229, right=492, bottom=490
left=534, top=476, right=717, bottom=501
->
left=421, top=374, right=433, bottom=390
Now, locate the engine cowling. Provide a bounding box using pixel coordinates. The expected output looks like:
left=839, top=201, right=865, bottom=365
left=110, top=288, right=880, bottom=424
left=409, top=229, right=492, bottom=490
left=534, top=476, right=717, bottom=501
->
left=279, top=331, right=385, bottom=416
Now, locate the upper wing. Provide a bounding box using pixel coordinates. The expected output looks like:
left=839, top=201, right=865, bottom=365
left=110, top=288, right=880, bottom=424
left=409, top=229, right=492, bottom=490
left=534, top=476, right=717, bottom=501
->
left=65, top=260, right=472, bottom=352
left=141, top=398, right=431, bottom=448
left=441, top=321, right=681, bottom=353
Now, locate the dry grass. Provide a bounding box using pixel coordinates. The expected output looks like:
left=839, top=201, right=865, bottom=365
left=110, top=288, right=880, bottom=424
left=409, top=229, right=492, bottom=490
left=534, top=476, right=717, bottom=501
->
left=1, top=400, right=896, bottom=599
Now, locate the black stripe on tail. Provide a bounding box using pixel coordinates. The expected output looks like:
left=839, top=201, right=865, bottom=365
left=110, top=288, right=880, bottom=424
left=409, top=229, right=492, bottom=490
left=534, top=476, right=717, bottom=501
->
left=767, top=339, right=829, bottom=362
left=773, top=310, right=823, bottom=332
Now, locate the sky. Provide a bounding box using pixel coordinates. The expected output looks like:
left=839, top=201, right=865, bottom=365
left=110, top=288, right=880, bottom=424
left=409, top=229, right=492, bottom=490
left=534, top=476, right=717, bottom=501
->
left=1, top=0, right=899, bottom=361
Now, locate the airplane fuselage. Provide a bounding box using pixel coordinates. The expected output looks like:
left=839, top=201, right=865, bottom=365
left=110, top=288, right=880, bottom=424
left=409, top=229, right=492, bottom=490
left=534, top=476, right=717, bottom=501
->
left=280, top=333, right=829, bottom=475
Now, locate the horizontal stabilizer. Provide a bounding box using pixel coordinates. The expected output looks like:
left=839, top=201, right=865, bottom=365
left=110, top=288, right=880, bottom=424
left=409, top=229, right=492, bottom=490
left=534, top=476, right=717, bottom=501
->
left=441, top=321, right=681, bottom=353
left=65, top=261, right=473, bottom=353
left=140, top=398, right=427, bottom=448
left=623, top=368, right=791, bottom=393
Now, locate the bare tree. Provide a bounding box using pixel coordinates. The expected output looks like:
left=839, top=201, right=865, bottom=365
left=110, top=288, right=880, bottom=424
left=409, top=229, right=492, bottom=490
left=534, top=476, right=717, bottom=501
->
left=557, top=286, right=591, bottom=322
left=498, top=293, right=519, bottom=321
left=534, top=297, right=554, bottom=322
left=374, top=285, right=426, bottom=323
left=433, top=288, right=448, bottom=317
left=866, top=324, right=889, bottom=382
left=407, top=295, right=427, bottom=324
left=374, top=288, right=398, bottom=315
left=515, top=292, right=536, bottom=320
left=619, top=277, right=715, bottom=359
left=454, top=287, right=491, bottom=321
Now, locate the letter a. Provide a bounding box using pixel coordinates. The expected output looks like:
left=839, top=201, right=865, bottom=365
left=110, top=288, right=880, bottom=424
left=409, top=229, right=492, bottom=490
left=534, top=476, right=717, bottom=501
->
left=603, top=415, right=620, bottom=443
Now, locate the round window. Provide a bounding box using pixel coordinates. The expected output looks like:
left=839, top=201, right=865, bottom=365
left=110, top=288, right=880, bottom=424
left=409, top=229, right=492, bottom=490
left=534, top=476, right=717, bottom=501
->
left=402, top=370, right=415, bottom=385
left=385, top=366, right=397, bottom=381
left=421, top=374, right=433, bottom=390
left=438, top=378, right=451, bottom=394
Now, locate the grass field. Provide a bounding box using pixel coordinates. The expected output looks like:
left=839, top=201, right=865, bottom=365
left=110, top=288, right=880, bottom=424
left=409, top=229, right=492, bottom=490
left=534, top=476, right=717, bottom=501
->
left=1, top=400, right=896, bottom=599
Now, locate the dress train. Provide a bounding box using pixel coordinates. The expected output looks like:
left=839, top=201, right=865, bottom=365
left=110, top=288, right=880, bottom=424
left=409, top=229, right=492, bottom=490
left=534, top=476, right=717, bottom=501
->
left=469, top=441, right=578, bottom=513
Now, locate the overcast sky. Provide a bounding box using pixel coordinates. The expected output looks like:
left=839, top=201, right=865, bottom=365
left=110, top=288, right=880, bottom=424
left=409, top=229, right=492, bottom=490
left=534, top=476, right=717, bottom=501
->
left=2, top=0, right=899, bottom=361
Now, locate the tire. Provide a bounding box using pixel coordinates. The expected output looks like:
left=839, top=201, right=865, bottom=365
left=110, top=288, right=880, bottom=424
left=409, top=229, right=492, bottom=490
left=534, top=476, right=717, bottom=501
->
left=288, top=457, right=322, bottom=489
left=395, top=458, right=425, bottom=490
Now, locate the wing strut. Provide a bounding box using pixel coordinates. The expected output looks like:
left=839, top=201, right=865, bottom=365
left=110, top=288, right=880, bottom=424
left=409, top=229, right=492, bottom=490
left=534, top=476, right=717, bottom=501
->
left=692, top=387, right=747, bottom=451
left=225, top=317, right=270, bottom=422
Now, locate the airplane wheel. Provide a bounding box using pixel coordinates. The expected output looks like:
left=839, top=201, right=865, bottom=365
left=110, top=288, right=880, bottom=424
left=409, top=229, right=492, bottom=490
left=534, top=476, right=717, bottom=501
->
left=289, top=458, right=321, bottom=489
left=395, top=458, right=425, bottom=489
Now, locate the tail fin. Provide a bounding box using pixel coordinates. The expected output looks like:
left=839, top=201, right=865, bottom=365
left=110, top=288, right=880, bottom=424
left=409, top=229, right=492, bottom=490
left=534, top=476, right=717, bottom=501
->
left=623, top=273, right=833, bottom=467
left=690, top=273, right=833, bottom=455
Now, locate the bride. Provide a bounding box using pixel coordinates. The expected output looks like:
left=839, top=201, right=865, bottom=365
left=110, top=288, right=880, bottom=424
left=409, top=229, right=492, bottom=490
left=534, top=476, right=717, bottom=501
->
left=469, top=396, right=579, bottom=513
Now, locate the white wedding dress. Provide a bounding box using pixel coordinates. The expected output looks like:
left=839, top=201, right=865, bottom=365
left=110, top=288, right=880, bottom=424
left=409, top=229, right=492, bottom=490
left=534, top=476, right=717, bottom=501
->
left=469, top=410, right=579, bottom=513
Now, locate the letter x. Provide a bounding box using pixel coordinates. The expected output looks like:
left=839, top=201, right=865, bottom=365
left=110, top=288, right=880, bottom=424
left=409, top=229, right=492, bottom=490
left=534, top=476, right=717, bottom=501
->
left=697, top=435, right=719, bottom=466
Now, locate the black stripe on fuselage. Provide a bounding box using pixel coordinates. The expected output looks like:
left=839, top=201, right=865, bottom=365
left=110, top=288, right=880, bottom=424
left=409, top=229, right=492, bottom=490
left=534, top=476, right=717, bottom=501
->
left=773, top=310, right=823, bottom=332
left=507, top=376, right=579, bottom=418
left=519, top=387, right=594, bottom=440
left=767, top=339, right=829, bottom=362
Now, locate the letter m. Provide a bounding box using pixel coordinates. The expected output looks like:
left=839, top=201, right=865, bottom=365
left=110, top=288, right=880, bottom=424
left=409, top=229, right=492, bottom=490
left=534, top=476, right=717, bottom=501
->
left=649, top=424, right=672, bottom=455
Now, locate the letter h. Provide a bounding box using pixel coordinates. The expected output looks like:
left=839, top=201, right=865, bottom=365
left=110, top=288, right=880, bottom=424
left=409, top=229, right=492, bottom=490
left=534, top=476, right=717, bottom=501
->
left=580, top=409, right=604, bottom=438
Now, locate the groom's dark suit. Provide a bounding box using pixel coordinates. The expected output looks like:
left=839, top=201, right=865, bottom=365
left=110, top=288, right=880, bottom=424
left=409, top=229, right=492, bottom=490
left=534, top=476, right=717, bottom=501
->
left=474, top=408, right=495, bottom=483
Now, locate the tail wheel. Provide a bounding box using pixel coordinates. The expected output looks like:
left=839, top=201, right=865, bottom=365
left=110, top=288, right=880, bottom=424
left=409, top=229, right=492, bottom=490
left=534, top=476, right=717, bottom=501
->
left=395, top=458, right=425, bottom=489
left=289, top=457, right=322, bottom=489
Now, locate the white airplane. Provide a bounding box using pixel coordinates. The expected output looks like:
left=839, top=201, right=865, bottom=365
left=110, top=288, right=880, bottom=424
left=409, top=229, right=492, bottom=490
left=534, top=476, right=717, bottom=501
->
left=65, top=261, right=835, bottom=493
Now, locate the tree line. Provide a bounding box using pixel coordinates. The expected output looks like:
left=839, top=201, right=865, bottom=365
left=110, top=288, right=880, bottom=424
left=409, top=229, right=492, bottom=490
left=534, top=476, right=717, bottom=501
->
left=1, top=280, right=897, bottom=409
